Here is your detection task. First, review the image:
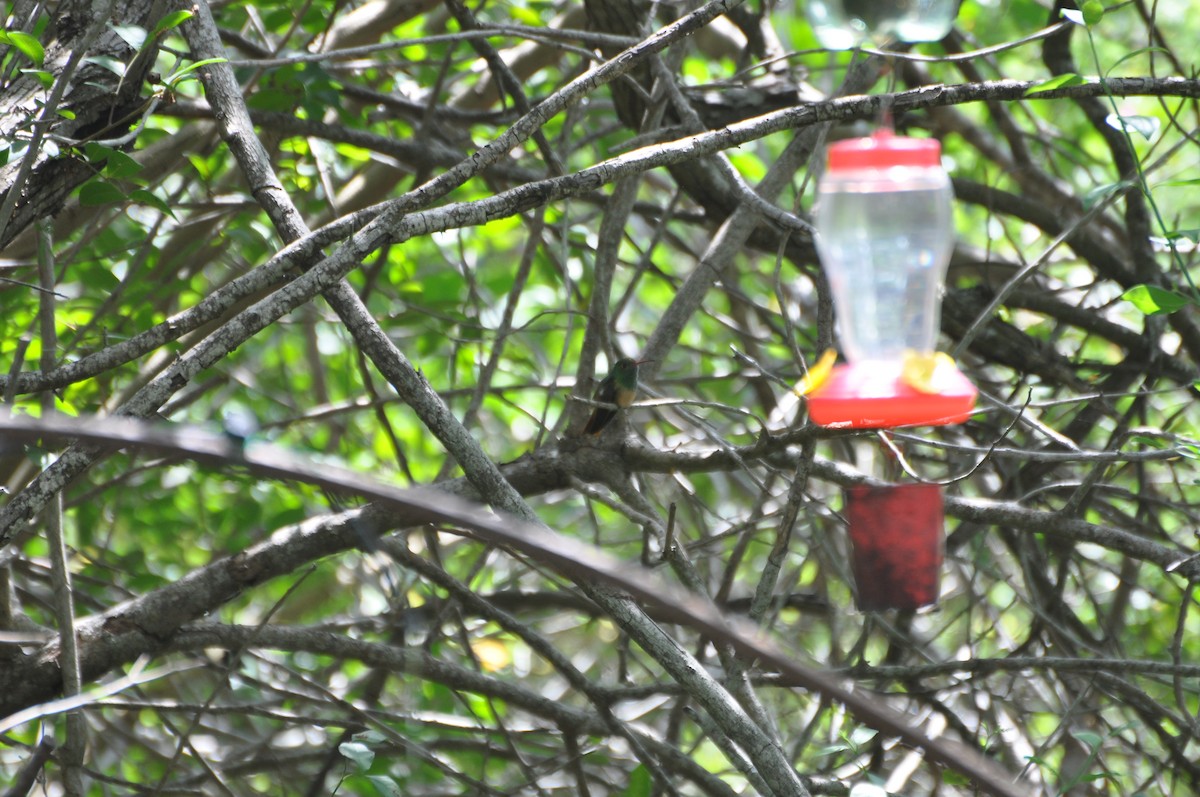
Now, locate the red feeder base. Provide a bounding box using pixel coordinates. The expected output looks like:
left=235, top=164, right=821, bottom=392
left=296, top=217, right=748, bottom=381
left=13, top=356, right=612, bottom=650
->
left=845, top=483, right=944, bottom=610
left=808, top=361, right=976, bottom=429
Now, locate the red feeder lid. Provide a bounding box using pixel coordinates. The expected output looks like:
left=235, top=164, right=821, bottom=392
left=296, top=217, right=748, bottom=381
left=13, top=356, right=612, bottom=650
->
left=826, top=130, right=942, bottom=171
left=808, top=361, right=976, bottom=429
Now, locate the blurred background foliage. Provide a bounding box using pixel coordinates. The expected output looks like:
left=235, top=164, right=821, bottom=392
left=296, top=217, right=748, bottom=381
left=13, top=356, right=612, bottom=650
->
left=2, top=0, right=1200, bottom=794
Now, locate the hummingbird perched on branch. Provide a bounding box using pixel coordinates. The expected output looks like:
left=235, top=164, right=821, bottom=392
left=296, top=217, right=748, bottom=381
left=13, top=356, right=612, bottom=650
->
left=583, top=357, right=648, bottom=435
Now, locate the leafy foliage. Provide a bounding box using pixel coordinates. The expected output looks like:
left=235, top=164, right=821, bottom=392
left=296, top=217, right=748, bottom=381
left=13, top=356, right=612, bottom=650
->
left=0, top=0, right=1199, bottom=795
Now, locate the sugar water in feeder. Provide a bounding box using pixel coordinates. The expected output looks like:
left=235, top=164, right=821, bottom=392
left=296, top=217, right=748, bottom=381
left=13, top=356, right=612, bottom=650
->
left=806, top=0, right=960, bottom=50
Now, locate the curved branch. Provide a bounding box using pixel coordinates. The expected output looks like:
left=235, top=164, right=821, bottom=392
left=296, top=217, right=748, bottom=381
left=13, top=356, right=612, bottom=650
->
left=0, top=412, right=1024, bottom=796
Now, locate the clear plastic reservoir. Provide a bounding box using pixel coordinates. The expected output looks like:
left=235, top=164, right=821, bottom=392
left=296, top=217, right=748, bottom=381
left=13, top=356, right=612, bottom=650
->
left=814, top=136, right=954, bottom=364
left=806, top=0, right=960, bottom=49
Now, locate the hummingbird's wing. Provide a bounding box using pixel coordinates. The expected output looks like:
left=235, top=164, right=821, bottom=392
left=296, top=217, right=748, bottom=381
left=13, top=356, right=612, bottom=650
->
left=583, top=373, right=618, bottom=434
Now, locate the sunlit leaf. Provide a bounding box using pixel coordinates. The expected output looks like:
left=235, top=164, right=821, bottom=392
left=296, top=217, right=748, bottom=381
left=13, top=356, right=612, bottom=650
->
left=1, top=31, right=45, bottom=68
left=337, top=741, right=374, bottom=771
left=1106, top=113, right=1160, bottom=140
left=1121, top=284, right=1190, bottom=315
left=1060, top=8, right=1085, bottom=25
left=1025, top=73, right=1086, bottom=95
left=83, top=54, right=127, bottom=77
left=20, top=68, right=54, bottom=88
left=109, top=23, right=147, bottom=51
left=164, top=57, right=228, bottom=87
left=366, top=776, right=403, bottom=797
left=151, top=10, right=194, bottom=38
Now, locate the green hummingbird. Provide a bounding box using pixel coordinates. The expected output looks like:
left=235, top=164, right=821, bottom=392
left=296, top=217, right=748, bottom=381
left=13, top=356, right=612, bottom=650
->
left=583, top=357, right=647, bottom=435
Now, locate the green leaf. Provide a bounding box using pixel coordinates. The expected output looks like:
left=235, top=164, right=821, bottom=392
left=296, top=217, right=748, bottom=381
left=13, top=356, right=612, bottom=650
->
left=2, top=30, right=45, bottom=68
left=337, top=741, right=374, bottom=771
left=1060, top=8, right=1085, bottom=25
left=1105, top=46, right=1171, bottom=76
left=79, top=262, right=121, bottom=291
left=151, top=10, right=194, bottom=38
left=78, top=180, right=127, bottom=206
left=620, top=765, right=652, bottom=797
left=365, top=776, right=403, bottom=797
left=83, top=54, right=127, bottom=78
left=1025, top=73, right=1086, bottom=95
left=943, top=770, right=972, bottom=786
left=20, top=68, right=54, bottom=89
left=1106, top=113, right=1159, bottom=140
left=109, top=23, right=147, bottom=52
left=1081, top=0, right=1105, bottom=26
left=1071, top=729, right=1104, bottom=749
left=130, top=189, right=176, bottom=218
left=510, top=5, right=542, bottom=25
left=815, top=741, right=852, bottom=757
left=248, top=88, right=299, bottom=112
left=1121, top=284, right=1190, bottom=315
left=164, top=57, right=227, bottom=87
left=1082, top=179, right=1135, bottom=210
left=84, top=142, right=115, bottom=164
left=105, top=151, right=143, bottom=179
left=352, top=730, right=389, bottom=745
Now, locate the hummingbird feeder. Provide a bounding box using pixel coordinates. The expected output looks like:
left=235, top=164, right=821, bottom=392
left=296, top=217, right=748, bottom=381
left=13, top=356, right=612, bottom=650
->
left=805, top=129, right=977, bottom=610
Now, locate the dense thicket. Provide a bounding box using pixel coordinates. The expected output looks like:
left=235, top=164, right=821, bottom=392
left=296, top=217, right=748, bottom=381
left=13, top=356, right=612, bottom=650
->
left=1, top=1, right=1199, bottom=795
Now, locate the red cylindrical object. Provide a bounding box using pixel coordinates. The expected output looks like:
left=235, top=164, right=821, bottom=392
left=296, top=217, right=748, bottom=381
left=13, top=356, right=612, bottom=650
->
left=844, top=483, right=944, bottom=610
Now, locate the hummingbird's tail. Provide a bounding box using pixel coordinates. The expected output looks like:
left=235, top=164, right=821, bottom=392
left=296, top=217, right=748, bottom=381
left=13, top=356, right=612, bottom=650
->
left=583, top=407, right=617, bottom=435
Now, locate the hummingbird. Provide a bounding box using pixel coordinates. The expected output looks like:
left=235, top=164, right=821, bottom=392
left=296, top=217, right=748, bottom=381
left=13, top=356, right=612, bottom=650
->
left=583, top=357, right=647, bottom=435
